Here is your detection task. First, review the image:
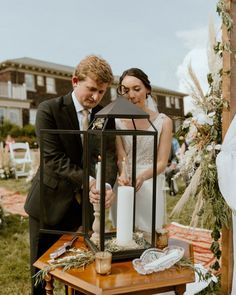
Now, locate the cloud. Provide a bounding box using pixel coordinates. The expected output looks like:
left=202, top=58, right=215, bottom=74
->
left=177, top=48, right=209, bottom=91
left=176, top=27, right=208, bottom=49
left=176, top=26, right=210, bottom=114
left=177, top=48, right=209, bottom=114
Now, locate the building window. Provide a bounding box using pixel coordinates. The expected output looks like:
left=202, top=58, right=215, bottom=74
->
left=175, top=97, right=180, bottom=109
left=37, top=75, right=44, bottom=86
left=25, top=74, right=35, bottom=91
left=175, top=119, right=182, bottom=132
left=165, top=96, right=171, bottom=108
left=171, top=96, right=175, bottom=105
left=110, top=87, right=117, bottom=101
left=46, top=77, right=56, bottom=93
left=8, top=108, right=21, bottom=126
left=29, top=109, right=37, bottom=125
left=0, top=108, right=5, bottom=124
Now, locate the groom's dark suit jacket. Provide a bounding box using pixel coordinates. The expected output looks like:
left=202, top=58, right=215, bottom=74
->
left=24, top=92, right=117, bottom=229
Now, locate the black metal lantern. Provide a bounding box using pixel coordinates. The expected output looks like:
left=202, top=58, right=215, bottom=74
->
left=84, top=96, right=158, bottom=261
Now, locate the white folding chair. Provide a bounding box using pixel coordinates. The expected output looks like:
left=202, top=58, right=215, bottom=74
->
left=9, top=142, right=32, bottom=179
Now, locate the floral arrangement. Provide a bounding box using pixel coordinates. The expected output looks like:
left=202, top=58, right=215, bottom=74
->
left=0, top=143, right=15, bottom=179
left=171, top=3, right=232, bottom=273
left=0, top=166, right=15, bottom=179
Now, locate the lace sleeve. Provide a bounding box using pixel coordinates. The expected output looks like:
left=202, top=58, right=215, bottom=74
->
left=115, top=118, right=123, bottom=130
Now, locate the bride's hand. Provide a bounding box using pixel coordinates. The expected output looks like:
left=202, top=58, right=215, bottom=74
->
left=136, top=175, right=145, bottom=191
left=118, top=172, right=130, bottom=186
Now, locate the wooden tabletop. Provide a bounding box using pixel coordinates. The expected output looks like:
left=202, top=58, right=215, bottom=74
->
left=34, top=235, right=195, bottom=295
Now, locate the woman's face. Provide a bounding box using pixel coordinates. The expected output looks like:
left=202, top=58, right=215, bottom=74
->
left=120, top=75, right=149, bottom=109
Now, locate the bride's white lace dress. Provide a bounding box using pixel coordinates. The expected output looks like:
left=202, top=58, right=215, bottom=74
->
left=112, top=114, right=167, bottom=233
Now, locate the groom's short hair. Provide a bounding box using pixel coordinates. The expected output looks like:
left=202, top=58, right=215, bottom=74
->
left=73, top=55, right=113, bottom=85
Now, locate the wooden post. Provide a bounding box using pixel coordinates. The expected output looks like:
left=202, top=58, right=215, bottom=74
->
left=221, top=0, right=236, bottom=294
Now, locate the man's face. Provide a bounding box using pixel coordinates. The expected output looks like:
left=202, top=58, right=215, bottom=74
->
left=73, top=76, right=108, bottom=109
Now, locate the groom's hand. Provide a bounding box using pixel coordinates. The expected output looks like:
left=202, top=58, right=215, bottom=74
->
left=89, top=184, right=100, bottom=205
left=89, top=184, right=114, bottom=209
left=104, top=188, right=115, bottom=208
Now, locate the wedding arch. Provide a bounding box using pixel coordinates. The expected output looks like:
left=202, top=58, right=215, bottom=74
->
left=221, top=0, right=236, bottom=293
left=169, top=1, right=236, bottom=293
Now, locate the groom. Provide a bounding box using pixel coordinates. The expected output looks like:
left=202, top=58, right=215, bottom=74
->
left=24, top=55, right=117, bottom=295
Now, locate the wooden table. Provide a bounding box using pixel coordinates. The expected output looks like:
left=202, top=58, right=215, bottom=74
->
left=34, top=236, right=195, bottom=295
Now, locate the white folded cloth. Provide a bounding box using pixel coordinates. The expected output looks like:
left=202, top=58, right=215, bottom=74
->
left=144, top=249, right=179, bottom=270
left=184, top=263, right=217, bottom=295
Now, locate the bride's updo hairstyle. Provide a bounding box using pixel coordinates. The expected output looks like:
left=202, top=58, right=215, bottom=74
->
left=117, top=68, right=152, bottom=96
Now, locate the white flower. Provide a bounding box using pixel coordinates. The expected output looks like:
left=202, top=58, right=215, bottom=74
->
left=194, top=113, right=213, bottom=126
left=195, top=154, right=202, bottom=163
left=208, top=112, right=215, bottom=118
left=182, top=118, right=192, bottom=129
left=214, top=144, right=221, bottom=150
left=92, top=118, right=105, bottom=130
left=186, top=125, right=198, bottom=142
left=206, top=145, right=213, bottom=152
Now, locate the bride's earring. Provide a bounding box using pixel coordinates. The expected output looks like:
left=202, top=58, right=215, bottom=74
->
left=145, top=93, right=148, bottom=106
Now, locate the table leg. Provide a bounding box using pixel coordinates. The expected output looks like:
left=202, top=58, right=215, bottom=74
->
left=44, top=274, right=54, bottom=295
left=68, top=286, right=74, bottom=295
left=175, top=284, right=186, bottom=295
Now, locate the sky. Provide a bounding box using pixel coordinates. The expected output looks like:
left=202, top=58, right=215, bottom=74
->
left=0, top=0, right=220, bottom=113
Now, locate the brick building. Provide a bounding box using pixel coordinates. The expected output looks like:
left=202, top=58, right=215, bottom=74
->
left=0, top=57, right=186, bottom=131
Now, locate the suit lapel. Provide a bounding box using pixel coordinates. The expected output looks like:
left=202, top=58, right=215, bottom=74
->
left=62, top=93, right=83, bottom=151
left=90, top=105, right=102, bottom=123
left=63, top=94, right=102, bottom=128
left=62, top=95, right=103, bottom=148
left=63, top=93, right=80, bottom=130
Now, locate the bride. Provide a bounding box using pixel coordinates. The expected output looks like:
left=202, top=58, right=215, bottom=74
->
left=111, top=68, right=172, bottom=232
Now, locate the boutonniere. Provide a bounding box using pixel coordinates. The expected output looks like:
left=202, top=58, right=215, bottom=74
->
left=92, top=118, right=105, bottom=130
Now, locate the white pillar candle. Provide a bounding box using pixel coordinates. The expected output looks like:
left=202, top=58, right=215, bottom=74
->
left=116, top=186, right=134, bottom=246
left=96, top=156, right=101, bottom=191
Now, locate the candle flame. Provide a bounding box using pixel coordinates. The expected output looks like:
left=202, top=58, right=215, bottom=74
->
left=98, top=155, right=101, bottom=161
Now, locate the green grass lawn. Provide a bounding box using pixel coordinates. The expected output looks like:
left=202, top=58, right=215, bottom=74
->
left=0, top=178, right=31, bottom=195
left=0, top=179, right=65, bottom=295
left=0, top=214, right=30, bottom=295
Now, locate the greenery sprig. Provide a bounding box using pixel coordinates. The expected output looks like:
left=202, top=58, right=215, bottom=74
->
left=215, top=0, right=236, bottom=59
left=176, top=258, right=219, bottom=294
left=176, top=257, right=212, bottom=281
left=217, top=0, right=233, bottom=31
left=33, top=248, right=95, bottom=287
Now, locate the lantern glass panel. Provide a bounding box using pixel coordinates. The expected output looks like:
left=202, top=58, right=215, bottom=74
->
left=84, top=115, right=158, bottom=261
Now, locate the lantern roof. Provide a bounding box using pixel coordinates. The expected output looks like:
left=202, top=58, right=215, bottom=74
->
left=95, top=96, right=149, bottom=119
